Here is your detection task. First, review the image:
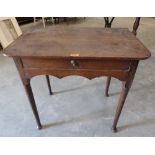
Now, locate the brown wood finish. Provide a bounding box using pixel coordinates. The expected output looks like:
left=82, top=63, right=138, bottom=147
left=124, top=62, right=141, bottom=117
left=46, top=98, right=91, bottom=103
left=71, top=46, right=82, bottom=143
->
left=112, top=61, right=139, bottom=132
left=104, top=17, right=115, bottom=28
left=13, top=57, right=42, bottom=129
left=105, top=76, right=111, bottom=97
left=132, top=17, right=141, bottom=35
left=4, top=27, right=150, bottom=59
left=22, top=58, right=131, bottom=70
left=4, top=27, right=150, bottom=132
left=46, top=75, right=52, bottom=95
left=105, top=17, right=141, bottom=97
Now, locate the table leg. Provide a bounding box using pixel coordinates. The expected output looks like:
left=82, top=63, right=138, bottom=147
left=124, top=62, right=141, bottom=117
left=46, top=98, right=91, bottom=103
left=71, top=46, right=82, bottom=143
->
left=24, top=81, right=42, bottom=129
left=14, top=57, right=42, bottom=129
left=45, top=75, right=53, bottom=95
left=105, top=76, right=111, bottom=97
left=112, top=82, right=129, bottom=132
left=112, top=61, right=139, bottom=132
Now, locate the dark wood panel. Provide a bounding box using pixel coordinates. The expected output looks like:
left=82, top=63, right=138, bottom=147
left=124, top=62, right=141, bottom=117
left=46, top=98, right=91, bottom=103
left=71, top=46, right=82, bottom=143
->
left=22, top=58, right=131, bottom=70
left=4, top=27, right=150, bottom=60
left=24, top=68, right=129, bottom=81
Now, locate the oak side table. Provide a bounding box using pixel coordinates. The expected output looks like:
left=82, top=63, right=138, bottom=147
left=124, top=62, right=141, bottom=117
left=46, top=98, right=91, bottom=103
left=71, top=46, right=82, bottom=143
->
left=4, top=27, right=151, bottom=132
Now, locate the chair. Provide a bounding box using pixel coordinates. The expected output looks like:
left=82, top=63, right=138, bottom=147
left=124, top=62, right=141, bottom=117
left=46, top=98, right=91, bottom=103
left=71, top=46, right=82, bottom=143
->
left=0, top=17, right=22, bottom=49
left=33, top=17, right=54, bottom=28
left=104, top=17, right=141, bottom=96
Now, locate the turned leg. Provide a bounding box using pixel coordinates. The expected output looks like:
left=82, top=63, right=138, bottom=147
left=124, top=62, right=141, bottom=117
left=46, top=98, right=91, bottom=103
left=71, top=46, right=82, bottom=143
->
left=112, top=82, right=129, bottom=132
left=46, top=75, right=53, bottom=95
left=24, top=80, right=42, bottom=129
left=112, top=61, right=139, bottom=132
left=13, top=57, right=42, bottom=129
left=105, top=76, right=111, bottom=97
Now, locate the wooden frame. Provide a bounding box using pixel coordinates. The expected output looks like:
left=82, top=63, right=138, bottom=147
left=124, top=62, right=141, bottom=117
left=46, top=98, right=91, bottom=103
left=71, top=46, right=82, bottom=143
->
left=4, top=27, right=150, bottom=132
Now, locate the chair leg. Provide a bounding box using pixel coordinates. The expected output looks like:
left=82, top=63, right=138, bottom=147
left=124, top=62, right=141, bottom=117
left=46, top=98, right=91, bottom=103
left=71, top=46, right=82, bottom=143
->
left=33, top=17, right=36, bottom=25
left=51, top=17, right=54, bottom=24
left=45, top=75, right=52, bottom=95
left=105, top=76, right=111, bottom=97
left=42, top=17, right=45, bottom=28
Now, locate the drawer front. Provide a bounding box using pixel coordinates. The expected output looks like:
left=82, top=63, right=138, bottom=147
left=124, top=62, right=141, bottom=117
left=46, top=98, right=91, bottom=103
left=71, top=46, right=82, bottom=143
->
left=22, top=58, right=131, bottom=70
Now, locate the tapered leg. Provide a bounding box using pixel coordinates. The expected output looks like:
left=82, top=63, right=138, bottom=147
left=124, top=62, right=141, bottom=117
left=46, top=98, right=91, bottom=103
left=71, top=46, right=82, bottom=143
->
left=112, top=82, right=129, bottom=132
left=105, top=76, right=111, bottom=97
left=13, top=57, right=42, bottom=129
left=46, top=75, right=53, bottom=95
left=24, top=81, right=42, bottom=129
left=112, top=61, right=139, bottom=132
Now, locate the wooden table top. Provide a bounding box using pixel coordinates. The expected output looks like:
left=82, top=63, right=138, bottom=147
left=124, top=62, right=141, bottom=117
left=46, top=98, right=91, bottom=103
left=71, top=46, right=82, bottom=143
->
left=4, top=27, right=151, bottom=60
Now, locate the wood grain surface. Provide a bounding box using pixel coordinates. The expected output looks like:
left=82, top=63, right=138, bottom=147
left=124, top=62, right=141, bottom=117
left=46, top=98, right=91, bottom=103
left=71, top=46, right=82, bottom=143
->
left=4, top=27, right=150, bottom=60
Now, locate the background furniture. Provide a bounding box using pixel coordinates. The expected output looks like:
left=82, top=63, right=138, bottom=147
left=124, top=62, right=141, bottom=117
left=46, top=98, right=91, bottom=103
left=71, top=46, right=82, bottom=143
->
left=16, top=17, right=34, bottom=25
left=16, top=17, right=81, bottom=25
left=0, top=17, right=22, bottom=49
left=4, top=27, right=150, bottom=132
left=33, top=17, right=54, bottom=28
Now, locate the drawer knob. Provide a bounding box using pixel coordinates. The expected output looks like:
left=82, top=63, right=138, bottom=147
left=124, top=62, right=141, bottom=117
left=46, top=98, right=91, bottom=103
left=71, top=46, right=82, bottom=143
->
left=70, top=60, right=79, bottom=68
